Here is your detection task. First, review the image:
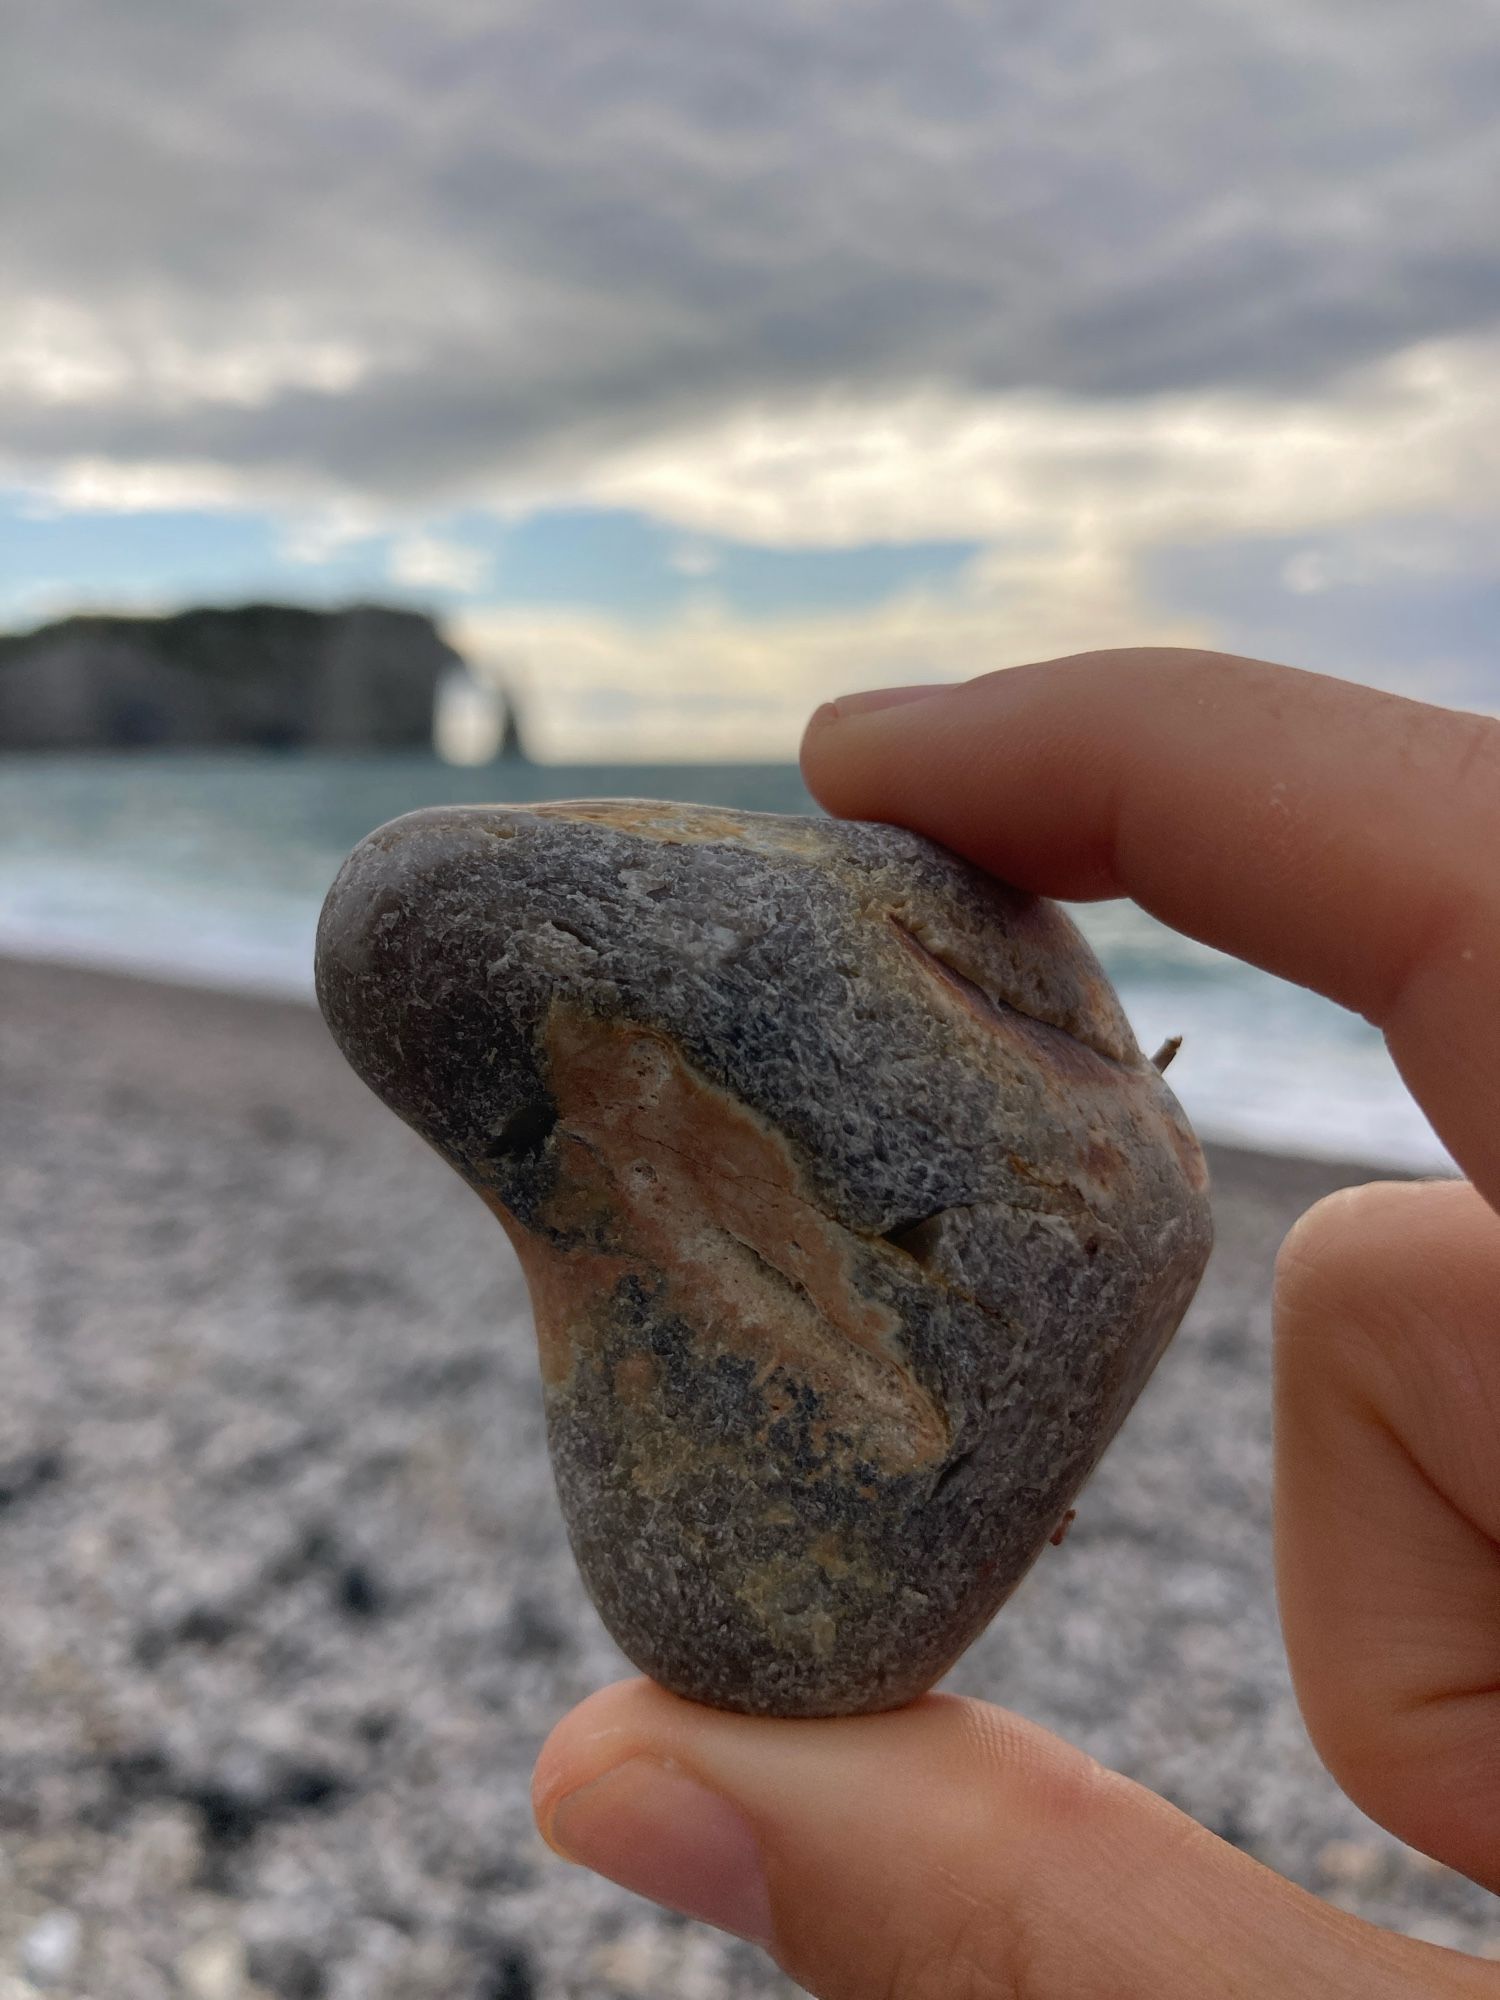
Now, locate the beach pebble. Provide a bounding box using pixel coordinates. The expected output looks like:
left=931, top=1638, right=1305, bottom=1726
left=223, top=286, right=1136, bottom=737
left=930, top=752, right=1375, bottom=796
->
left=1316, top=1839, right=1389, bottom=1892
left=591, top=1921, right=737, bottom=1998
left=317, top=801, right=1213, bottom=1715
left=174, top=1931, right=250, bottom=2000
left=19, top=1912, right=82, bottom=1987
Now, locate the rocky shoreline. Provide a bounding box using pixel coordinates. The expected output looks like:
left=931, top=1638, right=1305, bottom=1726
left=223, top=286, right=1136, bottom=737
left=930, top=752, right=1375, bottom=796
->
left=1, top=956, right=1494, bottom=1997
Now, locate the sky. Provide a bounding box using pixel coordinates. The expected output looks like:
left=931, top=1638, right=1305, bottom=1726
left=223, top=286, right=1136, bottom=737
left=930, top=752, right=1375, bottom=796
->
left=3, top=0, right=1498, bottom=758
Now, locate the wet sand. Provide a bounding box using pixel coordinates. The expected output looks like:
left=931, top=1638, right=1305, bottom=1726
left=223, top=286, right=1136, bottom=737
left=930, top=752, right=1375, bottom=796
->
left=0, top=955, right=1491, bottom=1997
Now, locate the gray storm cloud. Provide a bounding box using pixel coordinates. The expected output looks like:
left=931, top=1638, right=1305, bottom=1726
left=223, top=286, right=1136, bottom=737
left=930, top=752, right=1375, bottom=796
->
left=5, top=0, right=1500, bottom=502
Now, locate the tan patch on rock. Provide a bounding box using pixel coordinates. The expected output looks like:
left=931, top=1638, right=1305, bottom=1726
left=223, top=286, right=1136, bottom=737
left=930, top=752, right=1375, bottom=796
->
left=481, top=1188, right=633, bottom=1390
left=1162, top=1102, right=1213, bottom=1193
left=1080, top=1138, right=1127, bottom=1186
left=611, top=1351, right=660, bottom=1410
left=526, top=1005, right=950, bottom=1474
left=526, top=798, right=828, bottom=859
left=736, top=1558, right=840, bottom=1659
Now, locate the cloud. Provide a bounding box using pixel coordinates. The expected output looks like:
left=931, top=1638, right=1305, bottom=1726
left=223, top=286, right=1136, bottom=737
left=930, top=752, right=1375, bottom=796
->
left=0, top=298, right=369, bottom=412
left=15, top=460, right=252, bottom=516
left=4, top=0, right=1500, bottom=504
left=277, top=501, right=383, bottom=567
left=575, top=336, right=1500, bottom=550
left=386, top=531, right=491, bottom=593
left=446, top=327, right=1500, bottom=757
left=668, top=541, right=720, bottom=577
left=5, top=0, right=1497, bottom=754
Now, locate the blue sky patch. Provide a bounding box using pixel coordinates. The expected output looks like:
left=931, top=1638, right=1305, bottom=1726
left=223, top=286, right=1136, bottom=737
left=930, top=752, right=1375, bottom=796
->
left=0, top=491, right=982, bottom=631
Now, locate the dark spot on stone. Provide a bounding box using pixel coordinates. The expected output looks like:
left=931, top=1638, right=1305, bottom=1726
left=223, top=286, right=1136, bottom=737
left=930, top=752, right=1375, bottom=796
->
left=279, top=1764, right=346, bottom=1813
left=475, top=1944, right=537, bottom=2000
left=215, top=1430, right=332, bottom=1492
left=882, top=1213, right=946, bottom=1266
left=396, top=1349, right=498, bottom=1398
left=269, top=1520, right=341, bottom=1585
left=248, top=1941, right=326, bottom=2000
left=334, top=1560, right=384, bottom=1620
left=288, top=1263, right=389, bottom=1307
left=104, top=1748, right=173, bottom=1809
left=190, top=1785, right=263, bottom=1851
left=484, top=1095, right=557, bottom=1162
left=0, top=1447, right=65, bottom=1512
left=250, top=1103, right=300, bottom=1145
left=929, top=1443, right=980, bottom=1502
left=465, top=1854, right=534, bottom=1893
left=503, top=1593, right=568, bottom=1660
left=186, top=1761, right=348, bottom=1870
left=175, top=1604, right=238, bottom=1648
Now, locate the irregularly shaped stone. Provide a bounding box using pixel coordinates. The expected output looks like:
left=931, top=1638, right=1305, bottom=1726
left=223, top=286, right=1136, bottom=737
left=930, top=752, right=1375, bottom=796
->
left=316, top=801, right=1213, bottom=1716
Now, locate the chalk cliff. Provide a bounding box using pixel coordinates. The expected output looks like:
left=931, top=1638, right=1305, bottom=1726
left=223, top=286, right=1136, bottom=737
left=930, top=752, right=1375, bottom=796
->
left=0, top=603, right=457, bottom=750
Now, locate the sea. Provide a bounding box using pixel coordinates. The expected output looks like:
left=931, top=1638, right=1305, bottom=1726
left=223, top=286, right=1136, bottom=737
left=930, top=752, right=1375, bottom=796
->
left=0, top=751, right=1453, bottom=1173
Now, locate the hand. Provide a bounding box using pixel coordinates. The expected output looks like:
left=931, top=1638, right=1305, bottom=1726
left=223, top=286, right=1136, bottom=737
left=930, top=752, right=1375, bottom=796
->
left=532, top=649, right=1500, bottom=1998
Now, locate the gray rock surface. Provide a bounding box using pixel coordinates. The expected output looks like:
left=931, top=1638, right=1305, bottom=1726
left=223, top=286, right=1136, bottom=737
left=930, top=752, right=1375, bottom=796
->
left=2, top=956, right=1495, bottom=1998
left=316, top=803, right=1212, bottom=1715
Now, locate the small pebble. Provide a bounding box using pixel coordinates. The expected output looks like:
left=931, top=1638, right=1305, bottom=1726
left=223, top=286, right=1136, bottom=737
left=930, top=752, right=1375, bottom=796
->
left=20, top=1912, right=82, bottom=1987
left=1315, top=1839, right=1387, bottom=1891
left=175, top=1931, right=248, bottom=2000
left=591, top=1922, right=736, bottom=2000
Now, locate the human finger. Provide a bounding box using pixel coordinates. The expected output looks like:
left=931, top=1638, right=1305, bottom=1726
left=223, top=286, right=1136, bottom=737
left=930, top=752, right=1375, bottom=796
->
left=1276, top=1174, right=1500, bottom=1889
left=800, top=651, right=1500, bottom=1202
left=533, top=1678, right=1493, bottom=1999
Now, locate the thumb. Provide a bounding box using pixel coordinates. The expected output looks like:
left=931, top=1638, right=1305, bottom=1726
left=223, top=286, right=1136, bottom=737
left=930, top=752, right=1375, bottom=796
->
left=533, top=1679, right=1489, bottom=2000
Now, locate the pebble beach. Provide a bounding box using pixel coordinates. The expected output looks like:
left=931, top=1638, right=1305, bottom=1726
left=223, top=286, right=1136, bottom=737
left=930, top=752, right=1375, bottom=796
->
left=1, top=953, right=1494, bottom=1999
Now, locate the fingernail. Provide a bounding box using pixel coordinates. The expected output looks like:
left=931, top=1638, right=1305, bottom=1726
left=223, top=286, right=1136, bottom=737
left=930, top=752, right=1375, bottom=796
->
left=544, top=1756, right=775, bottom=1947
left=824, top=682, right=957, bottom=720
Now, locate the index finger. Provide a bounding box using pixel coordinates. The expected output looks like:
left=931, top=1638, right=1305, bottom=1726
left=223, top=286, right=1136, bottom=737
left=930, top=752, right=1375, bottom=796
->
left=800, top=649, right=1500, bottom=1204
